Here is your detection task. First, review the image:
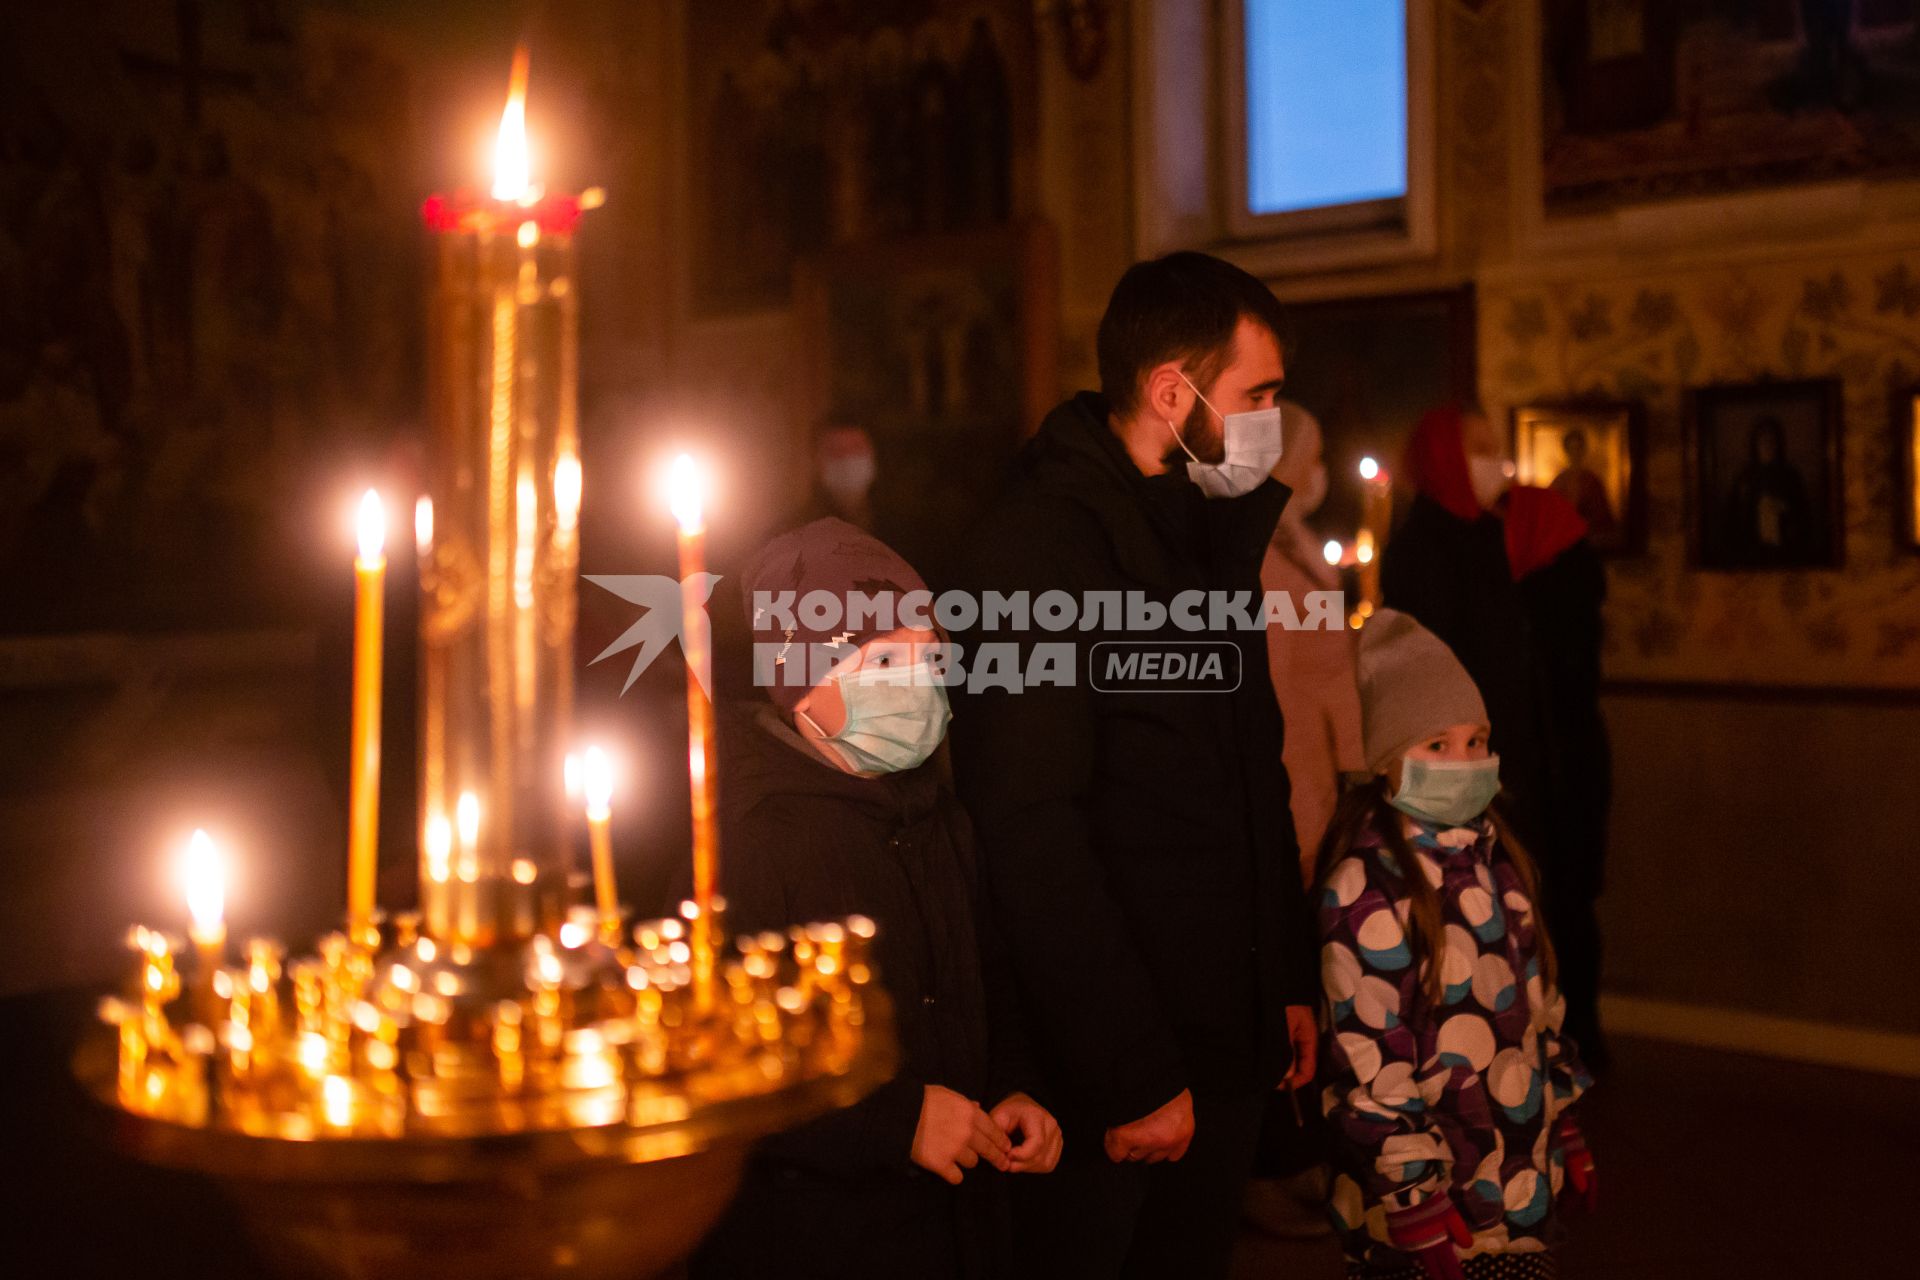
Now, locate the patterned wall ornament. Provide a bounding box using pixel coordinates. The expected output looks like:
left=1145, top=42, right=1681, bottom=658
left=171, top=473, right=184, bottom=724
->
left=1481, top=252, right=1920, bottom=689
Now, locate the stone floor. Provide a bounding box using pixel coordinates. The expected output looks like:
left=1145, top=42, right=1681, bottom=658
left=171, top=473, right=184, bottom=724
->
left=1232, top=1034, right=1916, bottom=1279
left=4, top=1009, right=1909, bottom=1277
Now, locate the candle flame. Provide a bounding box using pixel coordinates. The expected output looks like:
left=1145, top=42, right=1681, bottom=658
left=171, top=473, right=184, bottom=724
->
left=357, top=490, right=387, bottom=564
left=491, top=46, right=532, bottom=202
left=1358, top=456, right=1380, bottom=482
left=1322, top=539, right=1343, bottom=566
left=583, top=745, right=614, bottom=821
left=322, top=1074, right=353, bottom=1127
left=183, top=829, right=225, bottom=936
left=554, top=452, right=582, bottom=532
left=456, top=791, right=481, bottom=848
left=424, top=814, right=452, bottom=882
left=667, top=453, right=705, bottom=533
left=414, top=496, right=434, bottom=558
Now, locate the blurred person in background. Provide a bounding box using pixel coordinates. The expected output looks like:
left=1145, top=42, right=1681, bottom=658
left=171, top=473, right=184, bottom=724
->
left=1382, top=405, right=1610, bottom=1070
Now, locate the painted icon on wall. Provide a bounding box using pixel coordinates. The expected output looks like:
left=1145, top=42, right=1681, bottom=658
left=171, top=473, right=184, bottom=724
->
left=1512, top=400, right=1646, bottom=555
left=1898, top=385, right=1920, bottom=552
left=1687, top=379, right=1845, bottom=570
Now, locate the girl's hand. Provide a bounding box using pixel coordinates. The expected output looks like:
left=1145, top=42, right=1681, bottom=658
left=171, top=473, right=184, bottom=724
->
left=911, top=1085, right=1012, bottom=1185
left=1385, top=1199, right=1471, bottom=1280
left=989, top=1091, right=1064, bottom=1173
left=1556, top=1114, right=1598, bottom=1211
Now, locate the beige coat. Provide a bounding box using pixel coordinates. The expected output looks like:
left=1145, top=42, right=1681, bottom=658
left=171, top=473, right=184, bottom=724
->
left=1261, top=531, right=1364, bottom=875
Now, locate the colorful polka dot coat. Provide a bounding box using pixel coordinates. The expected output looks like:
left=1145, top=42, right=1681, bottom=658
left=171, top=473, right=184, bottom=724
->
left=1317, top=812, right=1592, bottom=1266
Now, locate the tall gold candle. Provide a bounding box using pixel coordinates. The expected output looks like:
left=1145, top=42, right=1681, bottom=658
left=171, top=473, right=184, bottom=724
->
left=668, top=455, right=719, bottom=1003
left=420, top=50, right=589, bottom=931
left=348, top=491, right=387, bottom=943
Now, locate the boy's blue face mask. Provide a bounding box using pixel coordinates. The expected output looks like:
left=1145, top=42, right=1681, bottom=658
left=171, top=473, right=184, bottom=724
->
left=1389, top=755, right=1501, bottom=828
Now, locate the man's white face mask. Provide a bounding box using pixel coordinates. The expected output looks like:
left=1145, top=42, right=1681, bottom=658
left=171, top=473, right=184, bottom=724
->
left=1169, top=371, right=1284, bottom=500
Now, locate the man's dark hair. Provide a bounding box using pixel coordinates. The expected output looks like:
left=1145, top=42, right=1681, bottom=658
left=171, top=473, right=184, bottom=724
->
left=1096, top=251, right=1288, bottom=418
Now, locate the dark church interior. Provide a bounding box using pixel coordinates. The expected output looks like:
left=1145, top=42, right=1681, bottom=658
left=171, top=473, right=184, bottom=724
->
left=2, top=2, right=1916, bottom=1278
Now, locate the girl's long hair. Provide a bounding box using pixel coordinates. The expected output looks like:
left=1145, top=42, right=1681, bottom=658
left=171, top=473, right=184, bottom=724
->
left=1310, top=776, right=1557, bottom=1007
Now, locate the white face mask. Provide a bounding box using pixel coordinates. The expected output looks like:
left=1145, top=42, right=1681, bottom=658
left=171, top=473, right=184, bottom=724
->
left=1468, top=455, right=1514, bottom=509
left=819, top=453, right=876, bottom=503
left=1169, top=372, right=1284, bottom=499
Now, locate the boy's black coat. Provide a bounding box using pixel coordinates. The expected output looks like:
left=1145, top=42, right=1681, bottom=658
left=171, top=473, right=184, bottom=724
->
left=692, top=702, right=1013, bottom=1279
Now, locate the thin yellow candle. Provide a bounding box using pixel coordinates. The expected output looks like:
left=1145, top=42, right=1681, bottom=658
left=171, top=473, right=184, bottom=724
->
left=668, top=454, right=719, bottom=1003
left=348, top=490, right=387, bottom=944
left=455, top=790, right=482, bottom=945
left=422, top=812, right=452, bottom=940
left=183, top=829, right=227, bottom=1026
left=1355, top=457, right=1391, bottom=622
left=582, top=746, right=620, bottom=941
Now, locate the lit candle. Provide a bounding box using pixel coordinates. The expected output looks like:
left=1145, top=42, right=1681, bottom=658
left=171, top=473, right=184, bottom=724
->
left=348, top=490, right=387, bottom=945
left=455, top=790, right=482, bottom=945
left=422, top=812, right=452, bottom=941
left=582, top=746, right=620, bottom=941
left=1322, top=538, right=1344, bottom=567
left=416, top=494, right=446, bottom=862
left=667, top=454, right=719, bottom=1005
left=321, top=1073, right=356, bottom=1134
left=183, top=829, right=227, bottom=1025
left=491, top=46, right=532, bottom=203
left=1355, top=457, right=1391, bottom=621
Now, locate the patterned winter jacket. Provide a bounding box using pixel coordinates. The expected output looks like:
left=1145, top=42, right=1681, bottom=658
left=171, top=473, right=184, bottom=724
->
left=1317, top=811, right=1591, bottom=1266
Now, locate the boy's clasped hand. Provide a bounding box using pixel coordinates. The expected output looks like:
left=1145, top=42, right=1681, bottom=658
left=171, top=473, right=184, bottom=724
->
left=911, top=1085, right=1062, bottom=1184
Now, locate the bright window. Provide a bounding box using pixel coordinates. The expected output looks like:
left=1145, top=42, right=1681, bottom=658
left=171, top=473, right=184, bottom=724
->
left=1242, top=0, right=1408, bottom=217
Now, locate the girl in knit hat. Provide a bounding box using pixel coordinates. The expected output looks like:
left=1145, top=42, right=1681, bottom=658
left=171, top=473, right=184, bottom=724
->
left=1313, top=609, right=1595, bottom=1280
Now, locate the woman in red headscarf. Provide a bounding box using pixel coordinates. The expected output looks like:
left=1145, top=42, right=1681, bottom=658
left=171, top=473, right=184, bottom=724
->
left=1381, top=403, right=1612, bottom=1069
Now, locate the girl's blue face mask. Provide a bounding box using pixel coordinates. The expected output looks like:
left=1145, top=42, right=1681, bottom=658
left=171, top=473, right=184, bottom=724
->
left=1389, top=754, right=1501, bottom=828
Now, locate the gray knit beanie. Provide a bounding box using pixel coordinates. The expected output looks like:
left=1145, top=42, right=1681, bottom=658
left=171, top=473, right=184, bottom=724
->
left=1356, top=609, right=1489, bottom=772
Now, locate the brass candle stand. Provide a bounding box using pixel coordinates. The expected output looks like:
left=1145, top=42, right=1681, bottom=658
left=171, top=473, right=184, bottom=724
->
left=81, top=912, right=893, bottom=1280
left=75, top=54, right=894, bottom=1280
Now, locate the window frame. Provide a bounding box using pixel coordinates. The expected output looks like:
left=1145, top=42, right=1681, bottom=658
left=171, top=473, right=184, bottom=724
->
left=1222, top=0, right=1413, bottom=238
left=1131, top=0, right=1438, bottom=277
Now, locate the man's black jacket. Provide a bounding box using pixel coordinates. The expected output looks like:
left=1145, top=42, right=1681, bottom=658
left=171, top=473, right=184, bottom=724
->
left=947, top=392, right=1318, bottom=1136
